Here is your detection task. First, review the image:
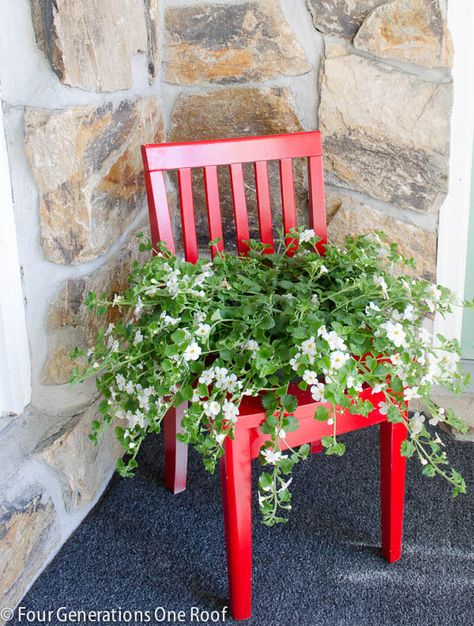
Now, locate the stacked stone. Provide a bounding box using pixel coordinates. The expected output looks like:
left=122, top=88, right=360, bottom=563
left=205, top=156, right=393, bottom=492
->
left=0, top=0, right=452, bottom=615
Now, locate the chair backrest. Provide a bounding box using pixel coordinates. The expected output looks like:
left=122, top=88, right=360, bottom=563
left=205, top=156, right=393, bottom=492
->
left=141, top=131, right=326, bottom=262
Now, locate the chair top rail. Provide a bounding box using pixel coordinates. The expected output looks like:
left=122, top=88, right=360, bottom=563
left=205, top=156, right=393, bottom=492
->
left=142, top=131, right=322, bottom=172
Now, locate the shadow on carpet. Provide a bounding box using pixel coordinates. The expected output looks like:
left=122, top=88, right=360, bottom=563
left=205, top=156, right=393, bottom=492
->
left=11, top=427, right=474, bottom=626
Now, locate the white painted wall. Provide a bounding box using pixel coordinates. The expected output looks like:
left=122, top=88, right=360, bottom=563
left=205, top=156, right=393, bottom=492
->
left=0, top=93, right=31, bottom=416
left=435, top=0, right=474, bottom=342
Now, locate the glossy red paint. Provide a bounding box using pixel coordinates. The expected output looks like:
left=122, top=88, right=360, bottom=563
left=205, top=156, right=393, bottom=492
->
left=141, top=132, right=407, bottom=620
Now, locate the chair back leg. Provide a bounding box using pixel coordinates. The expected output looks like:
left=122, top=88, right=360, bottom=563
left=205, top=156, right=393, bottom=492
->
left=221, top=429, right=253, bottom=620
left=164, top=403, right=189, bottom=494
left=380, top=419, right=408, bottom=563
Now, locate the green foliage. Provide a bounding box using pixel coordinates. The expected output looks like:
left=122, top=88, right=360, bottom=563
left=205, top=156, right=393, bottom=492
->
left=71, top=228, right=471, bottom=525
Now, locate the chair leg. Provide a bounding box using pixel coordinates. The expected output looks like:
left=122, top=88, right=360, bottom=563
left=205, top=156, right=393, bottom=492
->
left=221, top=428, right=252, bottom=621
left=163, top=402, right=188, bottom=494
left=380, top=419, right=407, bottom=563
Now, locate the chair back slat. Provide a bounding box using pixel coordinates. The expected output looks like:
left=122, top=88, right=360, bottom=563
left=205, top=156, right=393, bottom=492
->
left=203, top=165, right=224, bottom=257
left=177, top=168, right=199, bottom=263
left=144, top=170, right=175, bottom=254
left=141, top=131, right=326, bottom=260
left=308, top=156, right=327, bottom=254
left=279, top=158, right=298, bottom=254
left=229, top=163, right=250, bottom=255
left=254, top=160, right=274, bottom=253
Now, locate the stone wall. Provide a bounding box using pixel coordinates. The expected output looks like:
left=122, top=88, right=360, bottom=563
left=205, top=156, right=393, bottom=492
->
left=0, top=0, right=451, bottom=616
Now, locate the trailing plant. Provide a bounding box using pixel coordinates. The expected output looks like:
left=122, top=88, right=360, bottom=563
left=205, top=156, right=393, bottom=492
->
left=71, top=229, right=472, bottom=526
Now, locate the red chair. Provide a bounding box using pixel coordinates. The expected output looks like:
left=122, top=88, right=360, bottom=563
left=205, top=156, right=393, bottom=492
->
left=141, top=132, right=407, bottom=620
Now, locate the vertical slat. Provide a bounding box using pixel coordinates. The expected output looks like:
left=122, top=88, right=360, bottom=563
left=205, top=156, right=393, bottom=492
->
left=177, top=168, right=199, bottom=263
left=203, top=165, right=224, bottom=257
left=144, top=170, right=175, bottom=254
left=279, top=158, right=298, bottom=255
left=254, top=161, right=274, bottom=253
left=308, top=156, right=328, bottom=254
left=229, top=163, right=250, bottom=254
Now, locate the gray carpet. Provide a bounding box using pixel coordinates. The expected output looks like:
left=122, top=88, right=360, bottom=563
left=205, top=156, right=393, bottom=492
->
left=10, top=426, right=474, bottom=626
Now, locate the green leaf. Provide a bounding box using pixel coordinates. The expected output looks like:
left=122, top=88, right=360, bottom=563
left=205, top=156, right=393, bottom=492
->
left=401, top=440, right=416, bottom=458
left=314, top=406, right=329, bottom=422
left=280, top=394, right=298, bottom=413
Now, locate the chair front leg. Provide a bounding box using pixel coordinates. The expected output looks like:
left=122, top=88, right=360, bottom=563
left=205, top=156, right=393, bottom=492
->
left=380, top=418, right=408, bottom=563
left=163, top=402, right=188, bottom=494
left=221, top=428, right=253, bottom=621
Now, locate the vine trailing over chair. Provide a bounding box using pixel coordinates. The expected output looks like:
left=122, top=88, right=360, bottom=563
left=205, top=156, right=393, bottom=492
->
left=71, top=229, right=473, bottom=526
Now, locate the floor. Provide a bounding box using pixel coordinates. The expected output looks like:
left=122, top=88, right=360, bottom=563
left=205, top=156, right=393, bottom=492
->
left=10, top=426, right=474, bottom=626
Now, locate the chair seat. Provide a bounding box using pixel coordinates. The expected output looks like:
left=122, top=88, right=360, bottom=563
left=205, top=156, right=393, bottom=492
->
left=237, top=384, right=387, bottom=459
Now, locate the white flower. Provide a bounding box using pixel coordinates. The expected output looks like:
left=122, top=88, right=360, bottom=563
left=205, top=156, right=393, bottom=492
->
left=410, top=411, right=425, bottom=435
left=115, top=374, right=126, bottom=391
left=196, top=323, right=211, bottom=338
left=125, top=381, right=135, bottom=395
left=160, top=312, right=180, bottom=326
left=199, top=369, right=214, bottom=385
left=330, top=350, right=350, bottom=370
left=403, top=305, right=416, bottom=321
left=310, top=382, right=326, bottom=402
left=203, top=400, right=220, bottom=418
left=365, top=301, right=380, bottom=316
left=214, top=366, right=229, bottom=388
left=299, top=228, right=315, bottom=243
left=278, top=477, right=292, bottom=492
left=311, top=294, right=319, bottom=305
left=325, top=331, right=346, bottom=351
left=194, top=311, right=207, bottom=323
left=222, top=400, right=239, bottom=423
left=319, top=264, right=328, bottom=274
left=262, top=449, right=283, bottom=465
left=244, top=339, right=259, bottom=352
left=427, top=284, right=442, bottom=301
left=373, top=275, right=388, bottom=298
left=404, top=387, right=420, bottom=402
left=183, top=342, right=202, bottom=362
left=134, top=297, right=143, bottom=316
left=390, top=353, right=401, bottom=366
left=301, top=337, right=317, bottom=357
left=290, top=354, right=300, bottom=371
left=215, top=432, right=226, bottom=446
left=372, top=383, right=385, bottom=394
left=317, top=325, right=329, bottom=339
left=303, top=370, right=319, bottom=385
left=378, top=401, right=390, bottom=416
left=192, top=391, right=200, bottom=403
left=224, top=373, right=239, bottom=393
left=383, top=321, right=407, bottom=348
left=127, top=410, right=146, bottom=429
left=327, top=418, right=334, bottom=426
left=133, top=330, right=143, bottom=345
left=429, top=407, right=445, bottom=426
left=137, top=387, right=154, bottom=411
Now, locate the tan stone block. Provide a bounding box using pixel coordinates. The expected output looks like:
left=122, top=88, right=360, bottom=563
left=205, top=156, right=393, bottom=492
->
left=326, top=186, right=437, bottom=280
left=0, top=493, right=58, bottom=611
left=25, top=98, right=164, bottom=265
left=306, top=0, right=385, bottom=39
left=35, top=403, right=122, bottom=511
left=354, top=0, right=452, bottom=68
left=165, top=0, right=309, bottom=85
left=41, top=232, right=147, bottom=385
left=31, top=0, right=148, bottom=91
left=319, top=42, right=452, bottom=213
